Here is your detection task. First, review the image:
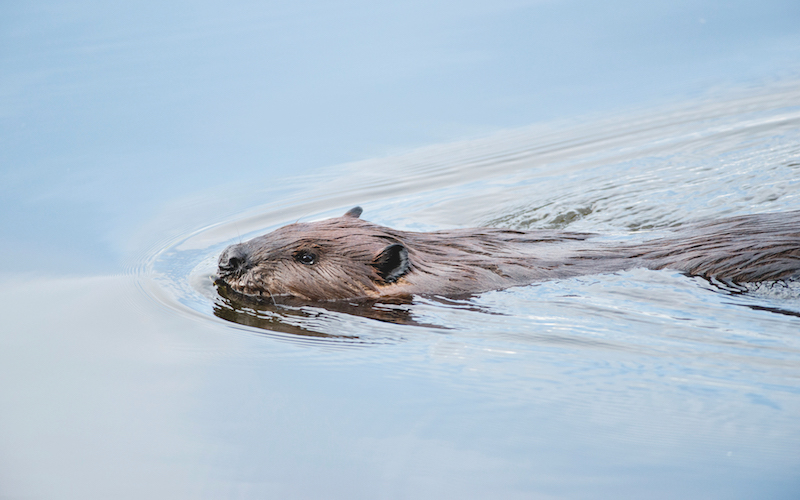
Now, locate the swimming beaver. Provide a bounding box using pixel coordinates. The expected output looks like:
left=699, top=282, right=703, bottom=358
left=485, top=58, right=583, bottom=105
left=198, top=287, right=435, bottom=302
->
left=216, top=207, right=800, bottom=302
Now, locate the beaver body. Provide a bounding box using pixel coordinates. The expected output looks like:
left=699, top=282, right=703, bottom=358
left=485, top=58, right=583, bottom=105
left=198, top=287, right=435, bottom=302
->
left=216, top=207, right=800, bottom=302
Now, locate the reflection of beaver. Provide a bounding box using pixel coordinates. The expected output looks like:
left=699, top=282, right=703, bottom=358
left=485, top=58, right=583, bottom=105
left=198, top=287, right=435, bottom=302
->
left=216, top=207, right=800, bottom=302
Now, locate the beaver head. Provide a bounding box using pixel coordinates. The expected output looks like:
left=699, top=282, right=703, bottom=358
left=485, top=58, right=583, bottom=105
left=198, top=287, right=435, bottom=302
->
left=216, top=207, right=412, bottom=301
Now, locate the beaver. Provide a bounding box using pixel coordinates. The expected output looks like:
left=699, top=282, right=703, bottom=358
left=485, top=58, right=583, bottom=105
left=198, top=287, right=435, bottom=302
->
left=216, top=207, right=800, bottom=302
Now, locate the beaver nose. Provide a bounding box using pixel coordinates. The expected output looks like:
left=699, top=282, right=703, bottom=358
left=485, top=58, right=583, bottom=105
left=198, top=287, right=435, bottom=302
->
left=218, top=244, right=250, bottom=276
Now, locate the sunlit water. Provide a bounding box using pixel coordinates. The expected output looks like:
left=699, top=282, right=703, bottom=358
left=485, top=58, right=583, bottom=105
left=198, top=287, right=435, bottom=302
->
left=135, top=84, right=800, bottom=497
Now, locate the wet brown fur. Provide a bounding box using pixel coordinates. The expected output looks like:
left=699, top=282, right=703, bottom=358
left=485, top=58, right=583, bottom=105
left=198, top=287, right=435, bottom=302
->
left=216, top=208, right=800, bottom=302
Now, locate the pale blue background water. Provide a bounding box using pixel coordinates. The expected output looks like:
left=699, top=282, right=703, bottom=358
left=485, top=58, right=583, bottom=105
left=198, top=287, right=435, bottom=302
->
left=2, top=1, right=800, bottom=499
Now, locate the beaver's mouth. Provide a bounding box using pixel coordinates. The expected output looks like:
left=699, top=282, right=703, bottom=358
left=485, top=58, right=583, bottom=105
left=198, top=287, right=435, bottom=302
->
left=214, top=276, right=295, bottom=305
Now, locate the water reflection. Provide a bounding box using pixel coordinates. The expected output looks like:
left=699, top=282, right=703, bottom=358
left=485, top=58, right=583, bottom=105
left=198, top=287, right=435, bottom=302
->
left=214, top=279, right=513, bottom=335
left=214, top=281, right=420, bottom=334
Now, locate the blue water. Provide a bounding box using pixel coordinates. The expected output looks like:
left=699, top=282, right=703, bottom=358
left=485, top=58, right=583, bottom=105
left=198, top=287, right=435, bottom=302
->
left=2, top=1, right=800, bottom=498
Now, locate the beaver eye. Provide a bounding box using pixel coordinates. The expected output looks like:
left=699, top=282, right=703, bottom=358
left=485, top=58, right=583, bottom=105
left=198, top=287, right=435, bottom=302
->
left=296, top=251, right=317, bottom=265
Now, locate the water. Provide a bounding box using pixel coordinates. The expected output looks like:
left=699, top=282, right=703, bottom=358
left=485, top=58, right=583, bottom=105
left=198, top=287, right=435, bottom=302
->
left=2, top=1, right=800, bottom=499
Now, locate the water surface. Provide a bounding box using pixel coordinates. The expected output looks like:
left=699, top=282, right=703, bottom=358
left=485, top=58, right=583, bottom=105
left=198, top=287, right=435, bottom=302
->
left=161, top=83, right=800, bottom=498
left=2, top=1, right=800, bottom=499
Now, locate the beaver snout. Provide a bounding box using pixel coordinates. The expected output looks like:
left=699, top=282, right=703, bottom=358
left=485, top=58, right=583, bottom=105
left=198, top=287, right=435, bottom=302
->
left=218, top=243, right=250, bottom=278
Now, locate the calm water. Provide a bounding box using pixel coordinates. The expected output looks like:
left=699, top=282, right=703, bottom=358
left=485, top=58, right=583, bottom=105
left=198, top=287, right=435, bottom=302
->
left=2, top=1, right=800, bottom=499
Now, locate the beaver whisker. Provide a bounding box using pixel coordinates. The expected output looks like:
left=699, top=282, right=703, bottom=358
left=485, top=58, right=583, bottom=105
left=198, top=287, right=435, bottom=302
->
left=264, top=287, right=278, bottom=307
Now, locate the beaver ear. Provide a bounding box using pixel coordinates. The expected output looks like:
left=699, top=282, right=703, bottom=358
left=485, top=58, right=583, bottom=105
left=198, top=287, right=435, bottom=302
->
left=371, top=244, right=409, bottom=283
left=343, top=206, right=363, bottom=218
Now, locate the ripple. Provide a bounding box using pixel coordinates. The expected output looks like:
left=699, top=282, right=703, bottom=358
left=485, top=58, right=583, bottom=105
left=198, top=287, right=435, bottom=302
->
left=139, top=81, right=800, bottom=361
